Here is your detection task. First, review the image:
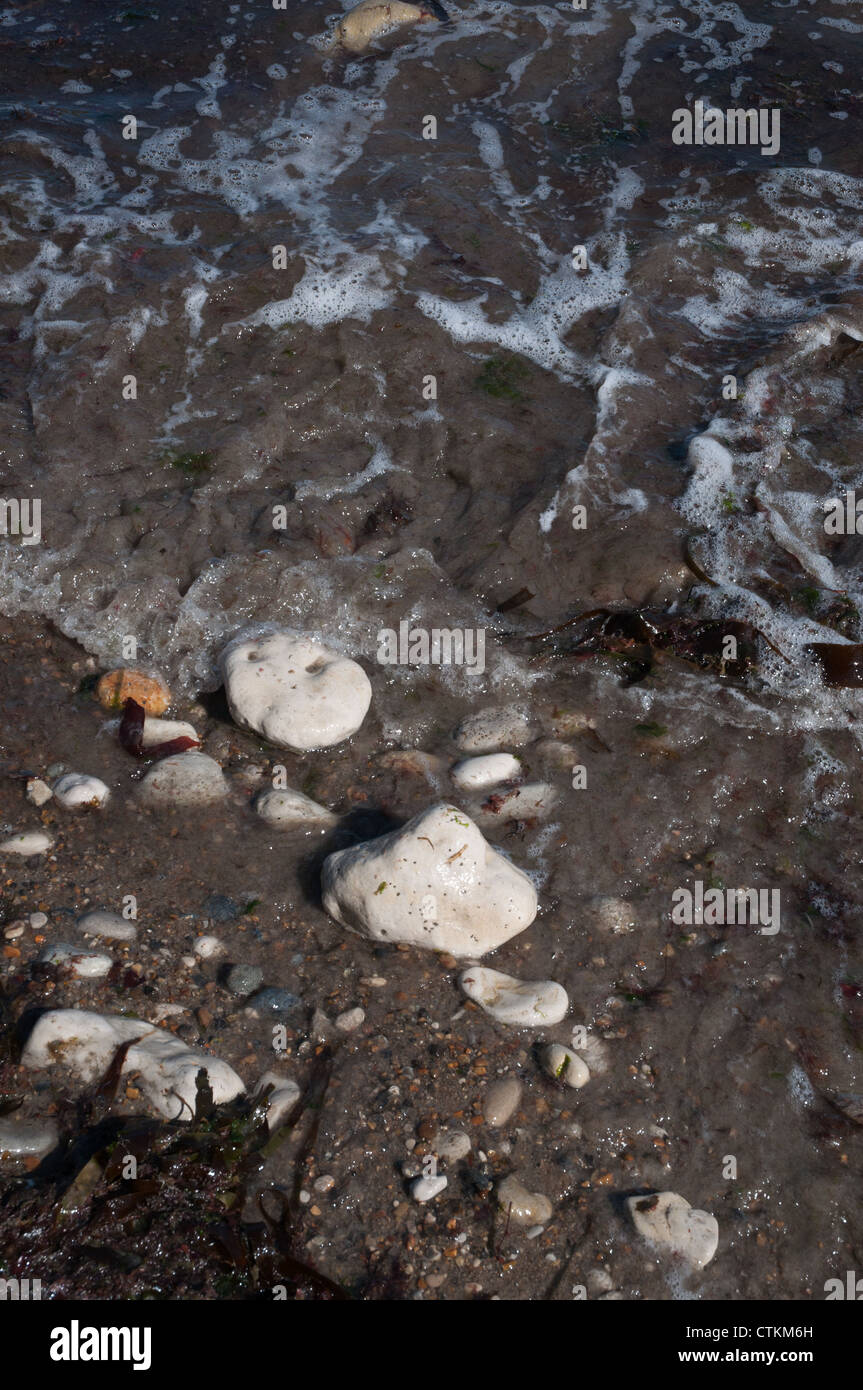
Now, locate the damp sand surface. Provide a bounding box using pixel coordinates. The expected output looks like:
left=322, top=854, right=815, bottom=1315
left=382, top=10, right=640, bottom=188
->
left=0, top=0, right=863, bottom=1299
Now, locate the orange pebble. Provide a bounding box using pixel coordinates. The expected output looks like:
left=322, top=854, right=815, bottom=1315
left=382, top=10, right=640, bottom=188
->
left=96, top=668, right=171, bottom=715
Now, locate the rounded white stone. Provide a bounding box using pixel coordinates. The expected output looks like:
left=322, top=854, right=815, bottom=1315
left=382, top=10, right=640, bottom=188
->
left=220, top=630, right=371, bottom=752
left=38, top=943, right=113, bottom=978
left=411, top=1173, right=448, bottom=1203
left=255, top=787, right=337, bottom=828
left=0, top=831, right=53, bottom=856
left=626, top=1191, right=719, bottom=1269
left=22, top=1008, right=244, bottom=1121
left=451, top=753, right=521, bottom=791
left=77, top=910, right=137, bottom=943
left=138, top=751, right=228, bottom=807
left=453, top=706, right=532, bottom=754
left=459, top=966, right=568, bottom=1027
left=53, top=773, right=110, bottom=809
left=141, top=717, right=199, bottom=749
left=497, top=1175, right=552, bottom=1226
left=321, top=803, right=537, bottom=957
left=542, top=1043, right=590, bottom=1089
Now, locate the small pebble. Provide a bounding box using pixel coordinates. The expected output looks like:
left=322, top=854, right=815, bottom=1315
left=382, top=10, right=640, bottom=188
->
left=193, top=935, right=225, bottom=959
left=411, top=1174, right=448, bottom=1203
left=497, top=1175, right=552, bottom=1227
left=541, top=1043, right=590, bottom=1089
left=226, top=963, right=265, bottom=996
left=314, top=1174, right=336, bottom=1193
left=432, top=1130, right=472, bottom=1162
left=78, top=910, right=137, bottom=943
left=53, top=773, right=110, bottom=809
left=29, top=912, right=48, bottom=930
left=4, top=923, right=25, bottom=941
left=25, top=778, right=52, bottom=806
left=335, top=1006, right=365, bottom=1033
left=451, top=753, right=521, bottom=791
left=483, top=1077, right=523, bottom=1128
left=460, top=967, right=569, bottom=1027
left=247, top=987, right=303, bottom=1020
left=37, top=943, right=113, bottom=978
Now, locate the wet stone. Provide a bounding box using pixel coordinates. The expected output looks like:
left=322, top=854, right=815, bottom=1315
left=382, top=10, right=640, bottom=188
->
left=226, top=963, right=265, bottom=996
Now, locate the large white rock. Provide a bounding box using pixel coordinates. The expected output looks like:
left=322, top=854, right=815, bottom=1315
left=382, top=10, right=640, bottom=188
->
left=459, top=965, right=568, bottom=1026
left=255, top=787, right=337, bottom=829
left=22, top=1009, right=244, bottom=1121
left=321, top=803, right=537, bottom=957
left=626, top=1191, right=719, bottom=1269
left=220, top=630, right=372, bottom=752
left=138, top=751, right=228, bottom=807
left=53, top=773, right=110, bottom=809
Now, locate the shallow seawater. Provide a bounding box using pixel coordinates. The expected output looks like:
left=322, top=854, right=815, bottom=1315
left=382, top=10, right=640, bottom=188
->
left=0, top=0, right=862, bottom=1301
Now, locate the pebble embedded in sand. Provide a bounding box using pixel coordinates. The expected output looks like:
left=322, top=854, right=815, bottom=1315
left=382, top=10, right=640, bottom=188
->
left=626, top=1191, right=719, bottom=1268
left=475, top=781, right=557, bottom=822
left=451, top=753, right=521, bottom=791
left=541, top=1043, right=589, bottom=1088
left=459, top=966, right=569, bottom=1027
left=77, top=909, right=137, bottom=943
left=335, top=1006, right=365, bottom=1033
left=22, top=1009, right=244, bottom=1122
left=453, top=706, right=532, bottom=754
left=321, top=803, right=537, bottom=957
left=220, top=630, right=372, bottom=752
left=483, top=1076, right=523, bottom=1127
left=193, top=934, right=225, bottom=959
left=594, top=896, right=638, bottom=934
left=254, top=787, right=337, bottom=828
left=38, top=942, right=113, bottom=978
left=432, top=1130, right=472, bottom=1161
left=138, top=750, right=228, bottom=807
left=53, top=773, right=110, bottom=809
left=332, top=0, right=447, bottom=54
left=96, top=668, right=171, bottom=715
left=0, top=831, right=53, bottom=856
left=497, top=1174, right=552, bottom=1226
left=411, top=1173, right=448, bottom=1203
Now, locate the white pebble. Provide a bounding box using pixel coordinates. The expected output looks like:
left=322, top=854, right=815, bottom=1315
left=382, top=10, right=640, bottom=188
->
left=193, top=935, right=225, bottom=959
left=138, top=751, right=228, bottom=807
left=542, top=1043, right=590, bottom=1089
left=432, top=1130, right=472, bottom=1162
left=220, top=630, right=371, bottom=752
left=255, top=787, right=337, bottom=829
left=483, top=1077, right=522, bottom=1127
left=53, top=773, right=110, bottom=809
left=459, top=966, right=569, bottom=1027
left=77, top=910, right=137, bottom=943
left=497, top=1175, right=552, bottom=1226
left=453, top=707, right=532, bottom=754
left=0, top=831, right=53, bottom=856
left=626, top=1191, right=719, bottom=1269
left=38, top=943, right=113, bottom=979
left=412, top=1174, right=448, bottom=1203
left=29, top=912, right=48, bottom=929
left=451, top=753, right=521, bottom=791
